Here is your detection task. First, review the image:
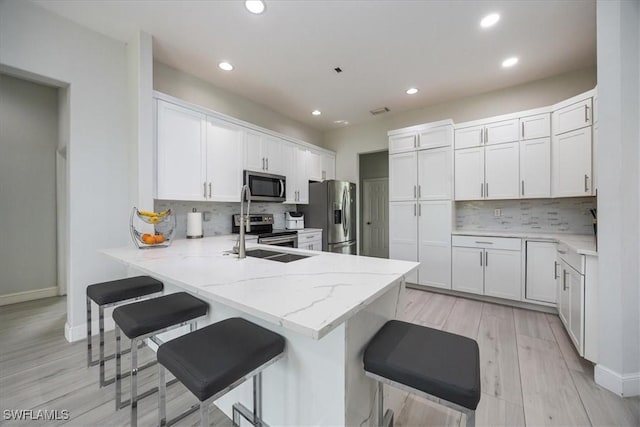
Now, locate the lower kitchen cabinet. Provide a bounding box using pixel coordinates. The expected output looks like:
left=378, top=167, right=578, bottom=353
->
left=452, top=236, right=521, bottom=300
left=525, top=240, right=557, bottom=304
left=559, top=259, right=584, bottom=352
left=298, top=230, right=322, bottom=251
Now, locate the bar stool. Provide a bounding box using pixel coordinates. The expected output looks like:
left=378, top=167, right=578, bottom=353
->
left=86, top=275, right=164, bottom=387
left=364, top=320, right=481, bottom=427
left=157, top=317, right=285, bottom=427
left=112, top=292, right=209, bottom=426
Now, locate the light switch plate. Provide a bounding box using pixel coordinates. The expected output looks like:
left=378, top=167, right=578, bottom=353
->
left=494, top=208, right=502, bottom=217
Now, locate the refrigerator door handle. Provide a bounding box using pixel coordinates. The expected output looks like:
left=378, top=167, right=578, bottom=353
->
left=342, top=188, right=348, bottom=236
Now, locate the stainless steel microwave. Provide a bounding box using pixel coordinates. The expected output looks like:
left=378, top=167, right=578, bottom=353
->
left=244, top=170, right=286, bottom=202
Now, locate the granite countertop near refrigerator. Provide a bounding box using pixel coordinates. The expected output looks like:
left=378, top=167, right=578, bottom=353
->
left=451, top=230, right=597, bottom=256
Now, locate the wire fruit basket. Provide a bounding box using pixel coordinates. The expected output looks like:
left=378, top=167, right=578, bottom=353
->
left=129, top=207, right=176, bottom=249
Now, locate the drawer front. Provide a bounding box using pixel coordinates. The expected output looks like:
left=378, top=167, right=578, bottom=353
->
left=301, top=239, right=322, bottom=251
left=452, top=235, right=521, bottom=251
left=299, top=231, right=322, bottom=241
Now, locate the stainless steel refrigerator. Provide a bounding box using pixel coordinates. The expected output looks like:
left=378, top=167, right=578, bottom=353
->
left=301, top=180, right=357, bottom=254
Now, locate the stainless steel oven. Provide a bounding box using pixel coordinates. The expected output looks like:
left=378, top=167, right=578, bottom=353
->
left=244, top=170, right=286, bottom=202
left=258, top=233, right=298, bottom=248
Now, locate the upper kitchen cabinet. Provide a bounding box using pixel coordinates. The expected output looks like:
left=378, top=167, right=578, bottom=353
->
left=388, top=120, right=453, bottom=154
left=307, top=149, right=323, bottom=182
left=417, top=147, right=452, bottom=200
left=455, top=118, right=519, bottom=149
left=553, top=98, right=592, bottom=135
left=244, top=131, right=285, bottom=175
left=520, top=137, right=551, bottom=198
left=156, top=100, right=207, bottom=201
left=282, top=143, right=309, bottom=204
left=321, top=152, right=336, bottom=181
left=454, top=147, right=484, bottom=201
left=552, top=127, right=592, bottom=197
left=389, top=151, right=418, bottom=201
left=520, top=113, right=551, bottom=140
left=205, top=117, right=243, bottom=201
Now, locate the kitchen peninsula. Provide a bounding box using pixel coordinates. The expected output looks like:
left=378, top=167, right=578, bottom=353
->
left=102, top=236, right=418, bottom=426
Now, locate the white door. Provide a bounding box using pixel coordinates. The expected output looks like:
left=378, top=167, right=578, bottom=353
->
left=484, top=249, right=522, bottom=300
left=520, top=138, right=551, bottom=198
left=454, top=125, right=484, bottom=149
left=418, top=201, right=452, bottom=289
left=322, top=153, right=335, bottom=181
left=520, top=113, right=551, bottom=140
left=389, top=133, right=417, bottom=154
left=389, top=152, right=417, bottom=201
left=454, top=147, right=484, bottom=200
left=525, top=241, right=557, bottom=303
left=156, top=100, right=206, bottom=201
left=558, top=261, right=571, bottom=329
left=452, top=246, right=484, bottom=295
left=553, top=98, right=592, bottom=135
left=245, top=131, right=265, bottom=172
left=418, top=147, right=452, bottom=200
left=205, top=118, right=243, bottom=202
left=552, top=127, right=592, bottom=197
left=418, top=126, right=452, bottom=150
left=568, top=267, right=585, bottom=353
left=484, top=142, right=519, bottom=199
left=485, top=119, right=519, bottom=145
left=263, top=136, right=283, bottom=174
left=362, top=178, right=389, bottom=258
left=296, top=147, right=309, bottom=204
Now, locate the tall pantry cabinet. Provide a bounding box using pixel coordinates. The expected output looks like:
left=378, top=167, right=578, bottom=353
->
left=388, top=120, right=454, bottom=288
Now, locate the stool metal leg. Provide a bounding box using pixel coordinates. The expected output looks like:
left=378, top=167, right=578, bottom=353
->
left=158, top=364, right=167, bottom=427
left=465, top=409, right=476, bottom=427
left=253, top=372, right=262, bottom=425
left=200, top=400, right=209, bottom=427
left=376, top=381, right=394, bottom=427
left=115, top=325, right=123, bottom=410
left=86, top=296, right=93, bottom=367
left=131, top=337, right=139, bottom=427
left=99, top=305, right=107, bottom=387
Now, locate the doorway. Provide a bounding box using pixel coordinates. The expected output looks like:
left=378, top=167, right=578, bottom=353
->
left=358, top=150, right=389, bottom=258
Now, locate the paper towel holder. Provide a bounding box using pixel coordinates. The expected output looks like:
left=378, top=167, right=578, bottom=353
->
left=187, top=208, right=204, bottom=239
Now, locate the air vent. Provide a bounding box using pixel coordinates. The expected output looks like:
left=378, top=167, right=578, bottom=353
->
left=370, top=107, right=390, bottom=116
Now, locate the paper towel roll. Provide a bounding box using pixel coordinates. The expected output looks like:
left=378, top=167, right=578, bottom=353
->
left=187, top=212, right=203, bottom=238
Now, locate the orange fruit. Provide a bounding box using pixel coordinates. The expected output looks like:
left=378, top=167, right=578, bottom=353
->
left=154, top=234, right=165, bottom=244
left=142, top=233, right=156, bottom=244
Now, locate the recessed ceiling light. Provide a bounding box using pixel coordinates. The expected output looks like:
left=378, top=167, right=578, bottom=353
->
left=218, top=61, right=234, bottom=71
left=406, top=88, right=419, bottom=95
left=480, top=13, right=500, bottom=28
left=502, top=57, right=519, bottom=68
left=311, top=110, right=321, bottom=116
left=334, top=120, right=349, bottom=125
left=245, top=0, right=265, bottom=14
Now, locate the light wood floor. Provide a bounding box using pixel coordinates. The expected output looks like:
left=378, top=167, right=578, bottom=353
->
left=1, top=292, right=638, bottom=426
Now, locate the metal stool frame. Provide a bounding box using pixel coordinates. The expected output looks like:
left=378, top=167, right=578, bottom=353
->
left=365, top=371, right=476, bottom=427
left=115, top=315, right=207, bottom=427
left=86, top=292, right=162, bottom=387
left=158, top=352, right=284, bottom=427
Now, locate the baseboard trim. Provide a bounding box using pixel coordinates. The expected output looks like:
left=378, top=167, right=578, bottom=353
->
left=65, top=317, right=116, bottom=343
left=595, top=364, right=640, bottom=397
left=0, top=287, right=59, bottom=306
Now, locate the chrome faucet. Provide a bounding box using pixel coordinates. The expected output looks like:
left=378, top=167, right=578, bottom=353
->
left=233, top=185, right=252, bottom=258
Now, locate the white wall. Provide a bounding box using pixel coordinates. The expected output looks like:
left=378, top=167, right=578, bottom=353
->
left=0, top=0, right=132, bottom=340
left=0, top=74, right=58, bottom=297
left=595, top=0, right=640, bottom=397
left=324, top=67, right=597, bottom=183
left=154, top=61, right=323, bottom=146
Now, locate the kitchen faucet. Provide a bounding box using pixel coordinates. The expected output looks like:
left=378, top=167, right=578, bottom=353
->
left=233, top=184, right=252, bottom=258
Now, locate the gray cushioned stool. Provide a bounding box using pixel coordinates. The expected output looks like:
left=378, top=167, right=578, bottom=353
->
left=113, top=292, right=208, bottom=427
left=364, top=320, right=481, bottom=427
left=86, top=275, right=163, bottom=387
left=157, top=317, right=285, bottom=427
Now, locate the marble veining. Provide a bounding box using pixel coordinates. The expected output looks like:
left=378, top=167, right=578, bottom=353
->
left=455, top=197, right=596, bottom=234
left=102, top=236, right=418, bottom=339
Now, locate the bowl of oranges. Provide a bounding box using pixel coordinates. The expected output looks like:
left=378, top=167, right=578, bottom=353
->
left=130, top=207, right=176, bottom=249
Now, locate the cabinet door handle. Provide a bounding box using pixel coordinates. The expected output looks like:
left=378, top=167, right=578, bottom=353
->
left=266, top=158, right=269, bottom=170
left=480, top=183, right=484, bottom=198
left=480, top=129, right=483, bottom=145
left=485, top=128, right=488, bottom=144
left=521, top=122, right=525, bottom=139
left=414, top=136, right=418, bottom=148
left=418, top=204, right=422, bottom=216
left=585, top=105, right=590, bottom=123
left=485, top=251, right=488, bottom=266
left=414, top=204, right=417, bottom=216
left=418, top=185, right=421, bottom=198
left=414, top=185, right=417, bottom=198
left=584, top=174, right=589, bottom=192
left=475, top=241, right=494, bottom=244
left=209, top=182, right=212, bottom=198
left=563, top=270, right=569, bottom=291
left=262, top=157, right=265, bottom=170
left=480, top=251, right=483, bottom=266
left=522, top=180, right=525, bottom=196
left=558, top=249, right=567, bottom=254
left=554, top=261, right=559, bottom=279
left=203, top=182, right=207, bottom=198
left=485, top=182, right=489, bottom=198
left=322, top=171, right=326, bottom=180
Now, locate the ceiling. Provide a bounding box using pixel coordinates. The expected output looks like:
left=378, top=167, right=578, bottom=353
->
left=33, top=0, right=596, bottom=131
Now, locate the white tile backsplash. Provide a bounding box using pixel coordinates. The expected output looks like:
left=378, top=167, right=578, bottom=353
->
left=455, top=197, right=596, bottom=234
left=154, top=200, right=297, bottom=239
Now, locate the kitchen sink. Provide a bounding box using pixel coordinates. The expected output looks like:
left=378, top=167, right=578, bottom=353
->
left=245, top=248, right=310, bottom=263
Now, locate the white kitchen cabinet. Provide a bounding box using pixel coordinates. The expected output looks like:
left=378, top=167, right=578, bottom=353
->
left=205, top=117, right=243, bottom=201
left=520, top=113, right=550, bottom=140
left=484, top=142, right=519, bottom=199
left=454, top=147, right=484, bottom=200
left=520, top=138, right=551, bottom=198
left=308, top=150, right=323, bottom=182
left=525, top=241, right=557, bottom=304
left=552, top=127, right=592, bottom=197
left=418, top=201, right=452, bottom=289
left=454, top=125, right=485, bottom=149
left=389, top=201, right=418, bottom=283
left=298, top=230, right=322, bottom=251
left=485, top=119, right=520, bottom=145
left=321, top=153, right=335, bottom=181
left=452, top=246, right=484, bottom=295
left=283, top=143, right=309, bottom=204
left=156, top=100, right=206, bottom=201
left=553, top=98, right=592, bottom=135
left=389, top=152, right=418, bottom=201
left=389, top=133, right=417, bottom=154
left=452, top=236, right=522, bottom=301
left=418, top=126, right=453, bottom=150
left=568, top=265, right=584, bottom=352
left=418, top=147, right=452, bottom=200
left=592, top=123, right=598, bottom=194
left=244, top=131, right=284, bottom=174
left=558, top=258, right=571, bottom=327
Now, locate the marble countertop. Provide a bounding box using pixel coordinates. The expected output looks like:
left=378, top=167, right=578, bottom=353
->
left=102, top=236, right=418, bottom=340
left=452, top=230, right=597, bottom=256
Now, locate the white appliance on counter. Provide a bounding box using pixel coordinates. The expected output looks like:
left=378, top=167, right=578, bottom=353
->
left=285, top=212, right=304, bottom=230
